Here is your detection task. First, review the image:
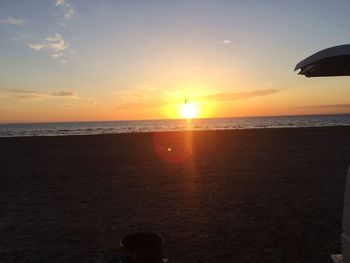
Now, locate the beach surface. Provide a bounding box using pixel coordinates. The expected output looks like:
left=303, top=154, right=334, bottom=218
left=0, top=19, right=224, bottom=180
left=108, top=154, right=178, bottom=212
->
left=1, top=127, right=350, bottom=262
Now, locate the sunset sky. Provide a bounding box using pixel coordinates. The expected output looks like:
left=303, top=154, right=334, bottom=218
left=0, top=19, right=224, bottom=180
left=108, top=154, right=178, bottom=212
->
left=1, top=0, right=350, bottom=123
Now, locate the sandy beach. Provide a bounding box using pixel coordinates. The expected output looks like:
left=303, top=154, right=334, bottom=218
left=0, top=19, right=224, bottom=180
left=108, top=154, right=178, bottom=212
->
left=1, top=126, right=350, bottom=262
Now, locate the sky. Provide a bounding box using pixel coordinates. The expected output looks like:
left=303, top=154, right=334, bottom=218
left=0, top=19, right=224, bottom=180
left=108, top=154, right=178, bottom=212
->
left=0, top=0, right=350, bottom=123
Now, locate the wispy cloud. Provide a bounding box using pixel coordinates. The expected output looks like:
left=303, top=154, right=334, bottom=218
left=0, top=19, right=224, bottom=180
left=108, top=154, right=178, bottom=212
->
left=115, top=100, right=164, bottom=111
left=45, top=33, right=68, bottom=52
left=198, top=89, right=280, bottom=102
left=295, top=104, right=350, bottom=109
left=0, top=88, right=95, bottom=104
left=28, top=33, right=70, bottom=62
left=55, top=0, right=75, bottom=24
left=222, top=39, right=232, bottom=44
left=51, top=91, right=77, bottom=97
left=0, top=88, right=76, bottom=99
left=9, top=33, right=28, bottom=42
left=51, top=53, right=63, bottom=58
left=114, top=87, right=279, bottom=111
left=55, top=0, right=65, bottom=5
left=0, top=17, right=27, bottom=26
left=28, top=43, right=45, bottom=50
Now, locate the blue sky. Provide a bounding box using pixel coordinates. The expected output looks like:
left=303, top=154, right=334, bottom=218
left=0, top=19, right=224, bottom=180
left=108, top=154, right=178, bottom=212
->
left=1, top=0, right=350, bottom=122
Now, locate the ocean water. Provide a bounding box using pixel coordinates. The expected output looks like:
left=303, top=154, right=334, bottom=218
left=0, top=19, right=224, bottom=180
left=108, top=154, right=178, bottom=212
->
left=0, top=114, right=350, bottom=137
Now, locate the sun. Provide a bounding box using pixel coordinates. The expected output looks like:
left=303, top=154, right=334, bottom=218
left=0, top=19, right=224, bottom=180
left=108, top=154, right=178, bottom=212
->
left=180, top=102, right=198, bottom=119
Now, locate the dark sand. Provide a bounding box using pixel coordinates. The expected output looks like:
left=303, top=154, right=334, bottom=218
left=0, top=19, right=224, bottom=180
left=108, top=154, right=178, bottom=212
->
left=1, top=127, right=350, bottom=262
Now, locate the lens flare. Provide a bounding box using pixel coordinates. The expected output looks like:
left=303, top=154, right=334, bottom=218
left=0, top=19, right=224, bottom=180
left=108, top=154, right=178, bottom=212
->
left=153, top=132, right=193, bottom=163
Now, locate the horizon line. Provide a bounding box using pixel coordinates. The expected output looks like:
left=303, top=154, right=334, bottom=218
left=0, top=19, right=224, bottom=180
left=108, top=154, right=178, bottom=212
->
left=1, top=112, right=350, bottom=125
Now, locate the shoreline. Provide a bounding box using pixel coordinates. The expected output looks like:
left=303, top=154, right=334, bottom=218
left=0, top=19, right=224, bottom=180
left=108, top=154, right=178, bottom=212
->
left=1, top=124, right=350, bottom=139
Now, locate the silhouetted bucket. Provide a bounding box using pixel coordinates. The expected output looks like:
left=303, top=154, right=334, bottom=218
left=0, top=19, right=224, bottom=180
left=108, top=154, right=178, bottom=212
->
left=120, top=232, right=163, bottom=263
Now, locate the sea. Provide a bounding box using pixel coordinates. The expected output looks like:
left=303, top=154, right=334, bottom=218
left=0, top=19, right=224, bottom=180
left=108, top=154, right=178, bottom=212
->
left=1, top=114, right=350, bottom=137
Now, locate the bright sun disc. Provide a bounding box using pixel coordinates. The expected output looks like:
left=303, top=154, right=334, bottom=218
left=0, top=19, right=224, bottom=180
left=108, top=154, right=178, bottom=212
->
left=180, top=103, right=198, bottom=119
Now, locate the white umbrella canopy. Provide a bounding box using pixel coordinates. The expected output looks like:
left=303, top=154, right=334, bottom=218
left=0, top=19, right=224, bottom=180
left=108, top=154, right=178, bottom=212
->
left=295, top=44, right=350, bottom=77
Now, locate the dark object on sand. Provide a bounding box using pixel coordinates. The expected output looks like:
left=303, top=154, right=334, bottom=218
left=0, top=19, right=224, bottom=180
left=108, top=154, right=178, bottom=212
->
left=120, top=232, right=163, bottom=263
left=294, top=44, right=350, bottom=77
